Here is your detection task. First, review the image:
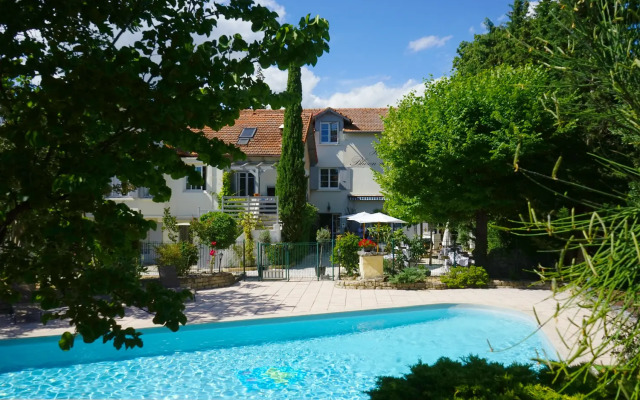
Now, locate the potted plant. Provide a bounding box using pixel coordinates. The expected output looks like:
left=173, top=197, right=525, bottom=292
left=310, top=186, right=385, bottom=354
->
left=358, top=238, right=377, bottom=253
left=316, top=227, right=331, bottom=277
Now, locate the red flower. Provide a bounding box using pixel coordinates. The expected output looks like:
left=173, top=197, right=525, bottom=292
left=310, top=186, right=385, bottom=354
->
left=358, top=238, right=377, bottom=248
left=211, top=241, right=217, bottom=247
left=209, top=249, right=216, bottom=256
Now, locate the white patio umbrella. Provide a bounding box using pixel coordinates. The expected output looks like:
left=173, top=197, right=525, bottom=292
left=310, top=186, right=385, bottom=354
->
left=348, top=212, right=407, bottom=244
left=369, top=212, right=406, bottom=224
left=346, top=212, right=373, bottom=238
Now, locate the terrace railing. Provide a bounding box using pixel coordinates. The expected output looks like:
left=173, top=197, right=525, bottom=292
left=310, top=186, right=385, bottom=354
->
left=221, top=196, right=279, bottom=227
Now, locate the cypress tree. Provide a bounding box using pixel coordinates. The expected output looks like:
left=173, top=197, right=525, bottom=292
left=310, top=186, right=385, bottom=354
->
left=276, top=65, right=307, bottom=242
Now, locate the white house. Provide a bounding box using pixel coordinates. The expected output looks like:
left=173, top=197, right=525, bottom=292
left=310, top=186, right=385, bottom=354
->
left=109, top=107, right=389, bottom=240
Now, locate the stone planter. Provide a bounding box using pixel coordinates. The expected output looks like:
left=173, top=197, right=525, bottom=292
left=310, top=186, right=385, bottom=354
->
left=358, top=253, right=384, bottom=279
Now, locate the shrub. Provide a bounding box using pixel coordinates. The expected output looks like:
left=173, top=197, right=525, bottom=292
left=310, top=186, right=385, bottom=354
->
left=264, top=243, right=285, bottom=266
left=440, top=265, right=490, bottom=288
left=407, top=236, right=430, bottom=267
left=258, top=230, right=272, bottom=244
left=368, top=355, right=614, bottom=400
left=331, top=233, right=360, bottom=276
left=301, top=202, right=319, bottom=241
left=239, top=212, right=257, bottom=267
left=156, top=242, right=198, bottom=276
left=193, top=212, right=238, bottom=249
left=388, top=267, right=430, bottom=284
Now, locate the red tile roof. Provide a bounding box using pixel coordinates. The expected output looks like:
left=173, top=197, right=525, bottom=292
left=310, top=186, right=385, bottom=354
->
left=311, top=108, right=388, bottom=132
left=200, top=108, right=387, bottom=157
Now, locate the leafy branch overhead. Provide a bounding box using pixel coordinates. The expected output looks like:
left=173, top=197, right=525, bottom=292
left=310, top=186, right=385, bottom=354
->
left=0, top=0, right=329, bottom=350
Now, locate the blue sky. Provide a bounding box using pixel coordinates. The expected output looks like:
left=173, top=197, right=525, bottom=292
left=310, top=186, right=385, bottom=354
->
left=256, top=0, right=518, bottom=108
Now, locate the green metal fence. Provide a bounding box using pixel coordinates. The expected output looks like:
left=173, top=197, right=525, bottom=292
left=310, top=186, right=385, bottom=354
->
left=255, top=241, right=335, bottom=281
left=141, top=240, right=338, bottom=281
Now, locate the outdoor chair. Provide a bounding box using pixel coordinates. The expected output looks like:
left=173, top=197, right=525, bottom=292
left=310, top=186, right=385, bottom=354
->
left=158, top=266, right=196, bottom=301
left=9, top=303, right=43, bottom=324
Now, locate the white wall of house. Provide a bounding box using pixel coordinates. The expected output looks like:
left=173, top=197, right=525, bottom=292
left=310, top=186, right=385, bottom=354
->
left=308, top=112, right=384, bottom=216
left=109, top=159, right=220, bottom=240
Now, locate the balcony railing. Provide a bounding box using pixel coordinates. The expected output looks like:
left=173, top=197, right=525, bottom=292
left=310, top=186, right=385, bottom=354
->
left=221, top=196, right=279, bottom=226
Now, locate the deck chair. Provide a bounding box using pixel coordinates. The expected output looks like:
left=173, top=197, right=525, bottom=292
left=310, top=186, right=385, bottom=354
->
left=7, top=283, right=43, bottom=323
left=157, top=266, right=196, bottom=301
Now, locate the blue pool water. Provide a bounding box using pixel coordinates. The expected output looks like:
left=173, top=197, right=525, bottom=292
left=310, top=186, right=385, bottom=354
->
left=0, top=304, right=555, bottom=399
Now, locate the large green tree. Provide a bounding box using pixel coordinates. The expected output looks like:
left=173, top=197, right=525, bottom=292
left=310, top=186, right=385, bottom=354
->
left=276, top=65, right=307, bottom=242
left=0, top=0, right=329, bottom=350
left=376, top=65, right=583, bottom=273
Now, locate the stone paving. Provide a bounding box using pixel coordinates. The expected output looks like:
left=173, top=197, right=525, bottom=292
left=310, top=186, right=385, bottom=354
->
left=0, top=280, right=595, bottom=363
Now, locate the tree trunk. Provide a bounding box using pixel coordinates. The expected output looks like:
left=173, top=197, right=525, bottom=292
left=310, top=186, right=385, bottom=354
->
left=473, top=210, right=489, bottom=273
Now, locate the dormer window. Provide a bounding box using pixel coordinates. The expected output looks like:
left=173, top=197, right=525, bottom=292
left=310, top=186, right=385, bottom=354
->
left=320, top=122, right=338, bottom=144
left=237, top=127, right=257, bottom=145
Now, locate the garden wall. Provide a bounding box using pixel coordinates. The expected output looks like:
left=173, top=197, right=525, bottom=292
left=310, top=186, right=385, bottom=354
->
left=179, top=272, right=240, bottom=290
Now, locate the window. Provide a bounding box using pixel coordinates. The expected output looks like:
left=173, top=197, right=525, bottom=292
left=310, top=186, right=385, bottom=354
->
left=320, top=122, right=338, bottom=144
left=186, top=166, right=206, bottom=191
left=237, top=127, right=257, bottom=145
left=320, top=168, right=339, bottom=189
left=138, top=187, right=152, bottom=198
left=236, top=172, right=256, bottom=196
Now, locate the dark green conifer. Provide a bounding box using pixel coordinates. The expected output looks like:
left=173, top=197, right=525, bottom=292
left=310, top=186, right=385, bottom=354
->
left=276, top=65, right=307, bottom=242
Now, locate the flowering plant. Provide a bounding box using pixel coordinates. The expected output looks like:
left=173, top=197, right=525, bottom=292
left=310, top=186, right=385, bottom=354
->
left=358, top=238, right=376, bottom=248
left=208, top=241, right=218, bottom=273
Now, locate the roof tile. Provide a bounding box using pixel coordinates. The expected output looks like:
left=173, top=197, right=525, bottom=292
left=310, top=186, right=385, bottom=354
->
left=201, top=108, right=387, bottom=157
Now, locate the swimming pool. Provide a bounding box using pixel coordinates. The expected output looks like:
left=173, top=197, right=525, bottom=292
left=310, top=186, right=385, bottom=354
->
left=0, top=304, right=555, bottom=399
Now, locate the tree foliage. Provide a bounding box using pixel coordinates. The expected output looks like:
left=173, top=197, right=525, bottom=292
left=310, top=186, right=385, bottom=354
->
left=276, top=65, right=307, bottom=242
left=0, top=0, right=329, bottom=350
left=376, top=65, right=578, bottom=273
left=193, top=212, right=238, bottom=250
left=509, top=0, right=640, bottom=397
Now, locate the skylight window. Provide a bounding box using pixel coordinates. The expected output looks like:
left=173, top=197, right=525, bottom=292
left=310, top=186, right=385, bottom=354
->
left=237, top=127, right=257, bottom=145
left=240, top=127, right=257, bottom=138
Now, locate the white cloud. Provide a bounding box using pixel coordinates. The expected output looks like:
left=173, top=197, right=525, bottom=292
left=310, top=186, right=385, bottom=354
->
left=304, top=80, right=426, bottom=108
left=262, top=66, right=320, bottom=98
left=528, top=1, right=540, bottom=17
left=408, top=35, right=453, bottom=53
left=263, top=66, right=426, bottom=108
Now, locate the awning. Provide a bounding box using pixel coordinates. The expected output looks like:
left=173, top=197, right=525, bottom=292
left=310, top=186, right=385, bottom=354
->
left=348, top=195, right=384, bottom=201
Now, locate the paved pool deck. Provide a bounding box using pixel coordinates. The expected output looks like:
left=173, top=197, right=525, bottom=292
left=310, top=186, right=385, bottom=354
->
left=0, top=281, right=593, bottom=363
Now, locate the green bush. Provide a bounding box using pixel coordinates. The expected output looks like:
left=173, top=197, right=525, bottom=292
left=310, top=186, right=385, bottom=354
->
left=156, top=242, right=198, bottom=276
left=405, top=236, right=430, bottom=267
left=388, top=267, right=430, bottom=284
left=258, top=230, right=271, bottom=244
left=265, top=243, right=286, bottom=266
left=301, top=202, right=318, bottom=241
left=441, top=265, right=490, bottom=288
left=193, top=212, right=238, bottom=249
left=368, top=355, right=613, bottom=400
left=331, top=233, right=360, bottom=276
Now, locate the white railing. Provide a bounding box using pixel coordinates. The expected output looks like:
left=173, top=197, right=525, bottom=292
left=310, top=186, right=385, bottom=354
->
left=221, top=196, right=279, bottom=226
